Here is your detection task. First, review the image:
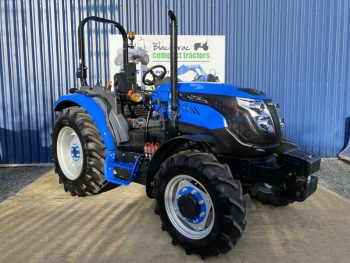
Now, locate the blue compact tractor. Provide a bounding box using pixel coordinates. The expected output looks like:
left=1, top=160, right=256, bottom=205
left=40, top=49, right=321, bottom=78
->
left=52, top=11, right=320, bottom=258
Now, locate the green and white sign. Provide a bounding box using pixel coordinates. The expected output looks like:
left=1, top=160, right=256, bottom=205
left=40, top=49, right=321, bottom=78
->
left=109, top=35, right=225, bottom=87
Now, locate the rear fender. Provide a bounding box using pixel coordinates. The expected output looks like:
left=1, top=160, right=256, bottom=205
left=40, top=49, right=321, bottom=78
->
left=54, top=94, right=116, bottom=151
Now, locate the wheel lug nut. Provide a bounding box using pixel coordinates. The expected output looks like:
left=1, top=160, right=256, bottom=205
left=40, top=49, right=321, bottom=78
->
left=199, top=200, right=204, bottom=205
left=199, top=212, right=205, bottom=218
left=191, top=190, right=196, bottom=195
left=182, top=188, right=187, bottom=193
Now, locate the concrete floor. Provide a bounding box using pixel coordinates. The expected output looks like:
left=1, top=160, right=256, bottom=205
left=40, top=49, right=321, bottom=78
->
left=0, top=171, right=350, bottom=263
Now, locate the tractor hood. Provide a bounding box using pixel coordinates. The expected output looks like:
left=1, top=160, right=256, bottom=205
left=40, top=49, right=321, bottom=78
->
left=153, top=81, right=283, bottom=153
left=154, top=82, right=271, bottom=100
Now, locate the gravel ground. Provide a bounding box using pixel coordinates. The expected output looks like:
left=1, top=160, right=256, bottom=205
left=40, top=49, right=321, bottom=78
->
left=0, top=158, right=349, bottom=203
left=317, top=158, right=350, bottom=199
left=0, top=166, right=53, bottom=202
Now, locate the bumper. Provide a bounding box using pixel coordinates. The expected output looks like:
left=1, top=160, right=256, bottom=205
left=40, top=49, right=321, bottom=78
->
left=276, top=149, right=320, bottom=201
left=301, top=175, right=318, bottom=201
left=219, top=149, right=321, bottom=202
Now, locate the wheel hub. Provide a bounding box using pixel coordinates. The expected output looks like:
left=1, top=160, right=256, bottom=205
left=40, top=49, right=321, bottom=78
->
left=178, top=194, right=201, bottom=220
left=71, top=143, right=81, bottom=161
left=177, top=186, right=206, bottom=224
left=164, top=176, right=214, bottom=240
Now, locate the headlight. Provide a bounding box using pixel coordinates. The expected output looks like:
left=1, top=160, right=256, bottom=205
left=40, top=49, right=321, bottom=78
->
left=275, top=103, right=285, bottom=129
left=236, top=97, right=275, bottom=133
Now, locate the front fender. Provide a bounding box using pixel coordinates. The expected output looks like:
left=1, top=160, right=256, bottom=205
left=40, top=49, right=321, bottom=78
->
left=54, top=94, right=116, bottom=151
left=145, top=134, right=214, bottom=198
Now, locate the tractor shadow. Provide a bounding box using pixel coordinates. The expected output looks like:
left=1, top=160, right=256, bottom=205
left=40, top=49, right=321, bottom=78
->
left=100, top=183, right=120, bottom=193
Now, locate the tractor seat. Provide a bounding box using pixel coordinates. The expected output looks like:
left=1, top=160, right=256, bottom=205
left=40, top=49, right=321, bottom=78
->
left=114, top=72, right=132, bottom=95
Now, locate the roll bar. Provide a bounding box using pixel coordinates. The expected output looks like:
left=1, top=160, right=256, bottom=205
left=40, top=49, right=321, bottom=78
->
left=76, top=16, right=129, bottom=86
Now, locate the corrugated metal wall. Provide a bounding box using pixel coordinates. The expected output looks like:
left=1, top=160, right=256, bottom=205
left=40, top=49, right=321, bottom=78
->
left=0, top=0, right=349, bottom=163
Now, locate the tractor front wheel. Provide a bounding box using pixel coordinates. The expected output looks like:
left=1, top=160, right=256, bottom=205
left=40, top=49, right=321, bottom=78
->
left=52, top=106, right=108, bottom=196
left=154, top=151, right=246, bottom=258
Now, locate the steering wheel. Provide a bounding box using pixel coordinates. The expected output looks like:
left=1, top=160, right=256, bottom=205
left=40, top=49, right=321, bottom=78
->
left=142, top=65, right=166, bottom=86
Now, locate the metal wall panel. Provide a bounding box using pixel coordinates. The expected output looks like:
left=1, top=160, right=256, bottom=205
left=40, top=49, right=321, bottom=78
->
left=0, top=0, right=349, bottom=163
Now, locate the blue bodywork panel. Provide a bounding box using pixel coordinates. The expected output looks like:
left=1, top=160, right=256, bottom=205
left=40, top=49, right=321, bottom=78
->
left=154, top=82, right=270, bottom=99
left=105, top=152, right=144, bottom=185
left=54, top=82, right=269, bottom=186
left=178, top=99, right=227, bottom=129
left=54, top=94, right=143, bottom=186
left=152, top=82, right=270, bottom=130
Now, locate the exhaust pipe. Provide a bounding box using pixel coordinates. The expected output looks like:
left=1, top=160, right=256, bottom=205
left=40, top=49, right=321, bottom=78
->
left=168, top=10, right=178, bottom=135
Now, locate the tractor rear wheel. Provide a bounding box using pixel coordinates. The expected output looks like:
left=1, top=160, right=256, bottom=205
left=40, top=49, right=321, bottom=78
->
left=52, top=106, right=108, bottom=196
left=249, top=183, right=291, bottom=207
left=154, top=151, right=246, bottom=258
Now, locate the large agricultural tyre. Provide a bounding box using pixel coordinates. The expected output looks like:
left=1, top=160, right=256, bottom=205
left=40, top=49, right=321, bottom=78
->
left=154, top=151, right=246, bottom=258
left=248, top=183, right=291, bottom=207
left=52, top=106, right=108, bottom=196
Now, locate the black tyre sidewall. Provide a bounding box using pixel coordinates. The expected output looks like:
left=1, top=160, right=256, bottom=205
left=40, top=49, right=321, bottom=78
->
left=52, top=114, right=87, bottom=187
left=156, top=165, right=224, bottom=250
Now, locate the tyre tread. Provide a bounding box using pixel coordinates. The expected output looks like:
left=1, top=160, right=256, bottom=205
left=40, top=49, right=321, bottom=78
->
left=52, top=107, right=108, bottom=196
left=155, top=150, right=247, bottom=257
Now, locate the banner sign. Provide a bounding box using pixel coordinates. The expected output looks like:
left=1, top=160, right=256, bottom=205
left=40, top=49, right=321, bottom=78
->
left=109, top=35, right=225, bottom=88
